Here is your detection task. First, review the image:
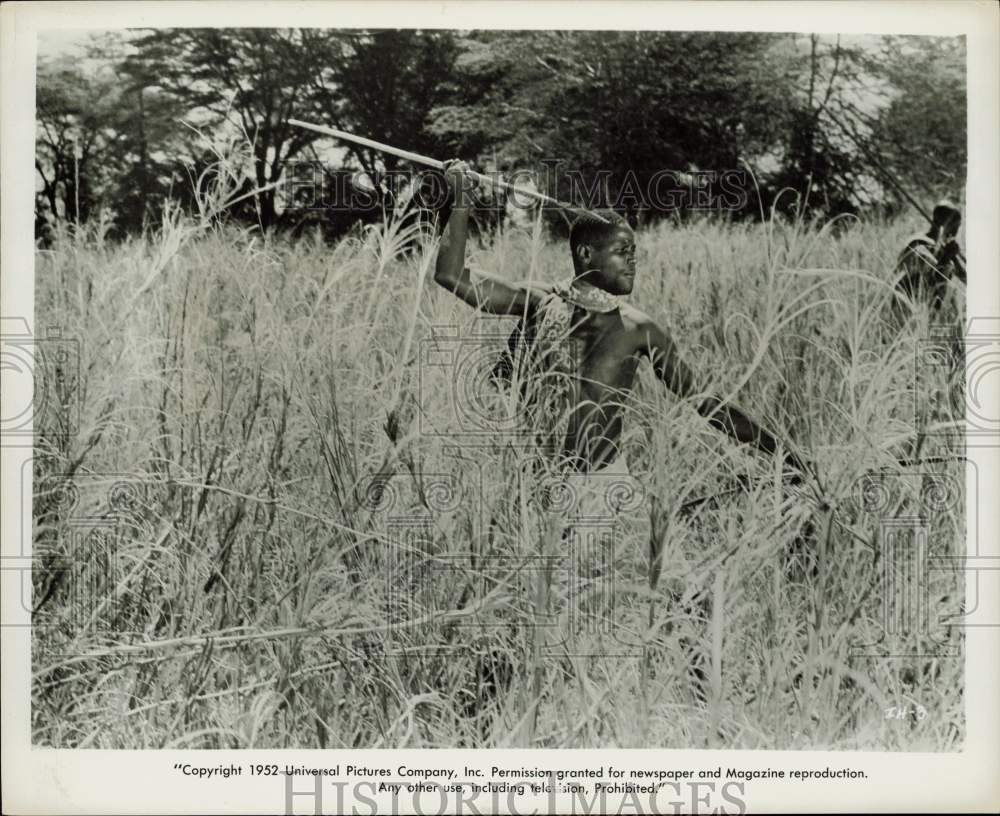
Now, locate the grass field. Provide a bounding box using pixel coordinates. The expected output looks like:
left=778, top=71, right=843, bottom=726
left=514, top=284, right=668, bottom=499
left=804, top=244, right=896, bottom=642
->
left=30, top=190, right=966, bottom=750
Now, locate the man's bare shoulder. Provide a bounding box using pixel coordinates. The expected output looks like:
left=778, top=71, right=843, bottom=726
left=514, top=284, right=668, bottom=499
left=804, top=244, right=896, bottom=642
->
left=620, top=303, right=659, bottom=332
left=620, top=304, right=676, bottom=355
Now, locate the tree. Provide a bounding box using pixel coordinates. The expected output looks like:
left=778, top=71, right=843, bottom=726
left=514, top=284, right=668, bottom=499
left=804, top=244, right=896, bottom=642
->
left=120, top=29, right=460, bottom=230
left=35, top=55, right=123, bottom=228
left=110, top=78, right=188, bottom=235
left=866, top=36, right=967, bottom=207
left=766, top=34, right=967, bottom=218
left=35, top=35, right=188, bottom=238
left=429, top=31, right=797, bottom=221
left=760, top=34, right=870, bottom=216
left=35, top=29, right=967, bottom=234
left=124, top=29, right=346, bottom=227
left=332, top=30, right=457, bottom=177
left=429, top=31, right=967, bottom=222
left=294, top=30, right=461, bottom=226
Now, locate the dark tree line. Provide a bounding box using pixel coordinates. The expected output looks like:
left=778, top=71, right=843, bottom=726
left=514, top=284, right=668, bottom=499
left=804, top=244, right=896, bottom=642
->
left=35, top=29, right=966, bottom=240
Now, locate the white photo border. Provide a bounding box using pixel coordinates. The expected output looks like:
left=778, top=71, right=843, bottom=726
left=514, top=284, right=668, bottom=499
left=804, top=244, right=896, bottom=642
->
left=2, top=2, right=998, bottom=814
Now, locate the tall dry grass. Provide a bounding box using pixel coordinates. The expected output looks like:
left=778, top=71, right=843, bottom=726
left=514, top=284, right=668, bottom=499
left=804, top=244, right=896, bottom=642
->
left=31, top=178, right=965, bottom=749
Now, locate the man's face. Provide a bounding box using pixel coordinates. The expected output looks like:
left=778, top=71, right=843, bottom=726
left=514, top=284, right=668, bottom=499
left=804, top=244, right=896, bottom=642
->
left=583, top=226, right=637, bottom=295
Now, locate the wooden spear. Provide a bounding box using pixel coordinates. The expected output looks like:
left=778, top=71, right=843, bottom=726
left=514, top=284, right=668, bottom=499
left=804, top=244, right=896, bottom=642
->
left=288, top=118, right=606, bottom=221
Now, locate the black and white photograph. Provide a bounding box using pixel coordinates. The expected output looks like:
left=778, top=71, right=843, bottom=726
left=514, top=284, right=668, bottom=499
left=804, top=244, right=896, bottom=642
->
left=2, top=1, right=999, bottom=814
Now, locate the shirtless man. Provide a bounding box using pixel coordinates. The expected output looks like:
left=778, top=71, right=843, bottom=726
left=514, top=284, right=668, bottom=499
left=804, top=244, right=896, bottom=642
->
left=434, top=160, right=807, bottom=480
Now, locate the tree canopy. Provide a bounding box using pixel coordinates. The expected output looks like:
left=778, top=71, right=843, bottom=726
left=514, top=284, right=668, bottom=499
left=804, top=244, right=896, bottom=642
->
left=34, top=28, right=967, bottom=239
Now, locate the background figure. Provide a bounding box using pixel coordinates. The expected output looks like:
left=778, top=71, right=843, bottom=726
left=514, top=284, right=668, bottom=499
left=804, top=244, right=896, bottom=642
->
left=894, top=199, right=966, bottom=313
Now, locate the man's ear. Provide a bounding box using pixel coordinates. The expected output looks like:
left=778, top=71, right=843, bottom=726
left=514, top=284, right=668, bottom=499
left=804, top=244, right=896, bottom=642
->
left=575, top=244, right=592, bottom=267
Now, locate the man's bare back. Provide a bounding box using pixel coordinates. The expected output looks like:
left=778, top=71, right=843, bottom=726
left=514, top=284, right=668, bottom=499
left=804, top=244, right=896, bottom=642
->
left=434, top=160, right=806, bottom=477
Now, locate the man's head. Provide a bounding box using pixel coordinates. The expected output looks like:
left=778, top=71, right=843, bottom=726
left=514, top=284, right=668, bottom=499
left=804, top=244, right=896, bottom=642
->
left=569, top=209, right=636, bottom=295
left=930, top=199, right=961, bottom=241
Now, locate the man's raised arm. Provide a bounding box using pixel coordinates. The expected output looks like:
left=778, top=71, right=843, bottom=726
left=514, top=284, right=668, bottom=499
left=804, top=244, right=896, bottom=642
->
left=641, top=319, right=807, bottom=474
left=434, top=161, right=541, bottom=316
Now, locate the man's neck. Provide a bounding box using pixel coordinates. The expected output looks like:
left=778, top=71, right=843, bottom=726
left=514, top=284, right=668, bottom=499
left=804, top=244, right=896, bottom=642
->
left=556, top=275, right=623, bottom=313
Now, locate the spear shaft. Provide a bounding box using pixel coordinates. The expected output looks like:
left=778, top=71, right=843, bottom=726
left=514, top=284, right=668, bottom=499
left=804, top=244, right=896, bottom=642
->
left=288, top=118, right=602, bottom=220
